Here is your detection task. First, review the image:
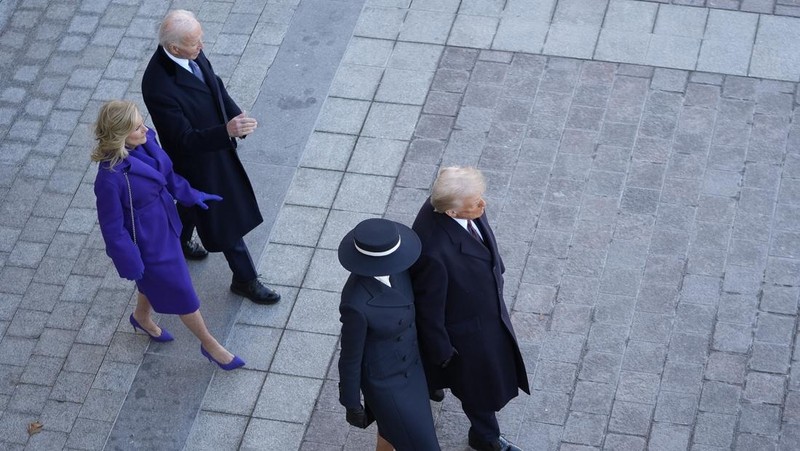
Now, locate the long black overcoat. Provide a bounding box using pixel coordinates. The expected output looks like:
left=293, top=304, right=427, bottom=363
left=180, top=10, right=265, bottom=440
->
left=338, top=272, right=439, bottom=451
left=141, top=46, right=262, bottom=251
left=410, top=199, right=529, bottom=411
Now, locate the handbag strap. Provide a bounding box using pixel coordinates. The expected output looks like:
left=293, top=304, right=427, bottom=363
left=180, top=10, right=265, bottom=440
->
left=123, top=171, right=137, bottom=245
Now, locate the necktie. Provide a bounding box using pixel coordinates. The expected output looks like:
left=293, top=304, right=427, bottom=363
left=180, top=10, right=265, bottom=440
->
left=188, top=60, right=205, bottom=83
left=467, top=220, right=484, bottom=245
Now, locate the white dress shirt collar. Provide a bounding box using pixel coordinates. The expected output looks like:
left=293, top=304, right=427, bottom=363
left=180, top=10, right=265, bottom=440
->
left=163, top=47, right=193, bottom=74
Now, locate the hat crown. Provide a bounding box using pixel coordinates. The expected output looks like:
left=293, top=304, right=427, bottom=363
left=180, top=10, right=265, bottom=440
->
left=353, top=218, right=400, bottom=254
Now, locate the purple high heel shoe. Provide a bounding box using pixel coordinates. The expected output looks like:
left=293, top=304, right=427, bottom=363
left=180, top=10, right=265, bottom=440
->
left=201, top=346, right=245, bottom=371
left=129, top=314, right=174, bottom=342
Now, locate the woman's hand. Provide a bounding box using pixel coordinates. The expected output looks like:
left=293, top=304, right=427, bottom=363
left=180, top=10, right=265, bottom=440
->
left=345, top=405, right=369, bottom=428
left=196, top=192, right=222, bottom=210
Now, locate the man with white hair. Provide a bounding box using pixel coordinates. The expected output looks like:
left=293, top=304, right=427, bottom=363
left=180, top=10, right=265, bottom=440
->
left=411, top=166, right=529, bottom=451
left=141, top=9, right=280, bottom=305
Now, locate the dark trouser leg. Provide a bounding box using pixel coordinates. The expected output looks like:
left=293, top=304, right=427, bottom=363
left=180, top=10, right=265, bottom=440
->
left=463, top=405, right=500, bottom=443
left=177, top=204, right=196, bottom=243
left=223, top=238, right=257, bottom=283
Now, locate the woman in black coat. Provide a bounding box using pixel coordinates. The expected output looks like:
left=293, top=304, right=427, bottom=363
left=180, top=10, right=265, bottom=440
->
left=337, top=219, right=440, bottom=451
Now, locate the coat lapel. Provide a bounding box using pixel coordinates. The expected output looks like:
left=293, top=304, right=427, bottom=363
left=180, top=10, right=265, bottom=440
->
left=434, top=213, right=492, bottom=262
left=126, top=153, right=166, bottom=185
left=362, top=277, right=413, bottom=307
left=156, top=46, right=210, bottom=94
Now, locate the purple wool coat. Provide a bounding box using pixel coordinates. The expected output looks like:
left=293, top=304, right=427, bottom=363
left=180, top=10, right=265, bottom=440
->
left=94, top=129, right=203, bottom=314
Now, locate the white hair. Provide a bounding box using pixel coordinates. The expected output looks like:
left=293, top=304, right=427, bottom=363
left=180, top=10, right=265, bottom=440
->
left=158, top=9, right=199, bottom=48
left=430, top=166, right=486, bottom=213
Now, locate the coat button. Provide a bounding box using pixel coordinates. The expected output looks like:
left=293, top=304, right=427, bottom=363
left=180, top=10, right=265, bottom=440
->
left=402, top=355, right=407, bottom=361
left=396, top=336, right=402, bottom=341
left=398, top=319, right=403, bottom=325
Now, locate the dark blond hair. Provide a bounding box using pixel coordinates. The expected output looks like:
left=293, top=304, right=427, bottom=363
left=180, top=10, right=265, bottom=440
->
left=430, top=166, right=486, bottom=213
left=91, top=100, right=138, bottom=169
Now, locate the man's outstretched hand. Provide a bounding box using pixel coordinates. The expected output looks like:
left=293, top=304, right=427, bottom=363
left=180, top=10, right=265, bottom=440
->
left=226, top=112, right=258, bottom=138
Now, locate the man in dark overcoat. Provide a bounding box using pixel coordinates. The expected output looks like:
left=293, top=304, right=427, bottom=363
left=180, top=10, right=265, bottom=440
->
left=141, top=9, right=279, bottom=305
left=410, top=166, right=529, bottom=451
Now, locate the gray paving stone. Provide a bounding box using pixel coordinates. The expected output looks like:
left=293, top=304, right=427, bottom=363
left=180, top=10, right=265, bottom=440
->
left=77, top=388, right=126, bottom=422
left=271, top=205, right=328, bottom=247
left=315, top=97, right=370, bottom=135
left=739, top=402, right=781, bottom=435
left=571, top=381, right=615, bottom=415
left=64, top=343, right=106, bottom=374
left=533, top=360, right=577, bottom=392
left=693, top=412, right=737, bottom=448
left=734, top=433, right=778, bottom=450
left=91, top=360, right=137, bottom=393
left=253, top=373, right=321, bottom=423
left=300, top=410, right=347, bottom=446
left=185, top=411, right=248, bottom=451
left=270, top=330, right=338, bottom=379
left=287, top=288, right=341, bottom=335
left=587, top=323, right=628, bottom=355
left=353, top=6, right=406, bottom=39
left=604, top=433, right=646, bottom=451
left=0, top=411, right=34, bottom=445
left=654, top=390, right=699, bottom=425
left=649, top=422, right=691, bottom=451
left=661, top=361, right=704, bottom=396
left=362, top=103, right=421, bottom=140
left=64, top=417, right=112, bottom=450
left=618, top=370, right=661, bottom=404
left=744, top=372, right=786, bottom=404
left=447, top=14, right=498, bottom=48
left=669, top=332, right=709, bottom=364
left=202, top=369, right=265, bottom=416
left=750, top=341, right=792, bottom=373
left=630, top=312, right=672, bottom=343
left=562, top=411, right=606, bottom=446
left=493, top=16, right=548, bottom=53
left=594, top=293, right=636, bottom=325
left=609, top=400, right=652, bottom=435
left=528, top=390, right=570, bottom=425
left=699, top=381, right=741, bottom=414
left=399, top=9, right=454, bottom=44
left=284, top=168, right=342, bottom=209
left=226, top=324, right=281, bottom=373
left=755, top=312, right=794, bottom=344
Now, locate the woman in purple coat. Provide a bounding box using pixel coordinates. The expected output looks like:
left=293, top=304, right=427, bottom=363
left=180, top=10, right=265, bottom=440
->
left=92, top=100, right=243, bottom=371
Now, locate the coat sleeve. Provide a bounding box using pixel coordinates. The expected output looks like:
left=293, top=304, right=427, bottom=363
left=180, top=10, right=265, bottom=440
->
left=338, top=302, right=368, bottom=409
left=142, top=87, right=234, bottom=157
left=410, top=254, right=455, bottom=365
left=216, top=73, right=242, bottom=122
left=94, top=176, right=145, bottom=280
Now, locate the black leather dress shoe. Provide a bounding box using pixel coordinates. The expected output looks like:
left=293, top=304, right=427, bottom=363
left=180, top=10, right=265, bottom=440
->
left=429, top=388, right=445, bottom=402
left=468, top=430, right=523, bottom=451
left=182, top=240, right=208, bottom=260
left=230, top=279, right=281, bottom=305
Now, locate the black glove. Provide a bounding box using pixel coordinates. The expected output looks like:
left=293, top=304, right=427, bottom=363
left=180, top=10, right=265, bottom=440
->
left=441, top=347, right=459, bottom=369
left=345, top=405, right=370, bottom=429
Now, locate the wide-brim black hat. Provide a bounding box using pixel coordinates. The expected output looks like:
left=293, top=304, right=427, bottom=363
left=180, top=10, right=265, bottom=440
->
left=338, top=218, right=421, bottom=276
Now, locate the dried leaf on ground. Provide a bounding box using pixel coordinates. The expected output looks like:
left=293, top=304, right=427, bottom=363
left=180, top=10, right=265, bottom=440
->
left=27, top=421, right=43, bottom=436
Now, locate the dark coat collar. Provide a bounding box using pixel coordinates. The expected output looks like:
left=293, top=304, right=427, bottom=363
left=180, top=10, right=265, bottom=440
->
left=155, top=46, right=210, bottom=93
left=432, top=212, right=492, bottom=261
left=361, top=275, right=413, bottom=307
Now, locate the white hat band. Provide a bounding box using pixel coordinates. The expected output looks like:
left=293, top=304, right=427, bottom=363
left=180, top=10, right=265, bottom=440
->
left=355, top=237, right=401, bottom=257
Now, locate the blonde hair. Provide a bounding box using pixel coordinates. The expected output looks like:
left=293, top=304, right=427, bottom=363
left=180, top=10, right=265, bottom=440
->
left=91, top=100, right=138, bottom=169
left=159, top=9, right=199, bottom=48
left=430, top=166, right=486, bottom=213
